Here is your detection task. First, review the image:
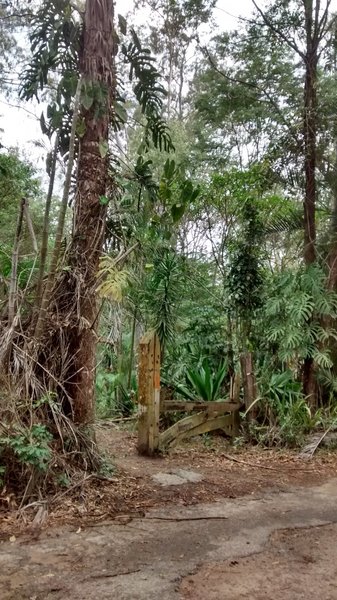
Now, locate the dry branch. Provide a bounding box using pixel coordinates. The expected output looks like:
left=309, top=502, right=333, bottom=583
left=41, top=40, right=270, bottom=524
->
left=8, top=198, right=25, bottom=325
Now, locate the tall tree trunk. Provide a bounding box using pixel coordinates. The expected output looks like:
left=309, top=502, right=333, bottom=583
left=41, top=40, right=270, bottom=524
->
left=35, top=136, right=58, bottom=313
left=8, top=198, right=25, bottom=325
left=303, top=2, right=317, bottom=266
left=34, top=81, right=82, bottom=341
left=327, top=146, right=337, bottom=290
left=44, top=0, right=116, bottom=425
left=65, top=0, right=115, bottom=423
left=302, top=0, right=318, bottom=405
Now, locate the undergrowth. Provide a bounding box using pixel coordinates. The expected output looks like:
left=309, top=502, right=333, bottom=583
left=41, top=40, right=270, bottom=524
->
left=0, top=383, right=102, bottom=504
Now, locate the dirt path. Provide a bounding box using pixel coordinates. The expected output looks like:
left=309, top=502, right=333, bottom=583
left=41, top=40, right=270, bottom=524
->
left=2, top=477, right=337, bottom=599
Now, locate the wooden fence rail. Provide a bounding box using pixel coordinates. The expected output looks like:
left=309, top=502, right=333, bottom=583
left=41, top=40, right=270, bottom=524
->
left=137, top=331, right=241, bottom=456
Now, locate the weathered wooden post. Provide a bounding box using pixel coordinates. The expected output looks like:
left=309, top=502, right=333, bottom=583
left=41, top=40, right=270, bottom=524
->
left=240, top=352, right=258, bottom=421
left=229, top=372, right=241, bottom=436
left=137, top=331, right=161, bottom=455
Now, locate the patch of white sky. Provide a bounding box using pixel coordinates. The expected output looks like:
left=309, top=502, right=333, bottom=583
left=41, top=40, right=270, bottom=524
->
left=0, top=0, right=254, bottom=185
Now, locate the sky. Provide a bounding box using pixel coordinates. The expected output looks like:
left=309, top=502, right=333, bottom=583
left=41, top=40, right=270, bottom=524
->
left=0, top=0, right=254, bottom=177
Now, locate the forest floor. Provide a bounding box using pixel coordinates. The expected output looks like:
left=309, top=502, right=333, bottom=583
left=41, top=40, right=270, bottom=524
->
left=1, top=425, right=337, bottom=598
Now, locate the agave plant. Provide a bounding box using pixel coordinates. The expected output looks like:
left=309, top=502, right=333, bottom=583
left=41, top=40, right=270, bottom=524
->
left=174, top=359, right=228, bottom=402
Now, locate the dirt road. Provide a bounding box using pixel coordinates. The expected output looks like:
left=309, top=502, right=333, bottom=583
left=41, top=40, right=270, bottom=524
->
left=1, top=477, right=337, bottom=599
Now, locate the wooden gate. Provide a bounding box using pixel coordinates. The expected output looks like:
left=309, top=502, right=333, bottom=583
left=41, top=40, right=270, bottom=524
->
left=137, top=332, right=241, bottom=456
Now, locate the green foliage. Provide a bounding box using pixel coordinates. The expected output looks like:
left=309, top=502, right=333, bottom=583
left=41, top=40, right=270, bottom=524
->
left=20, top=0, right=80, bottom=150
left=227, top=196, right=265, bottom=318
left=260, top=370, right=303, bottom=407
left=248, top=369, right=324, bottom=446
left=223, top=168, right=266, bottom=327
left=20, top=2, right=173, bottom=155
left=0, top=423, right=53, bottom=472
left=120, top=27, right=174, bottom=152
left=97, top=256, right=129, bottom=303
left=264, top=264, right=337, bottom=368
left=96, top=370, right=136, bottom=418
left=174, top=359, right=228, bottom=402
left=0, top=151, right=43, bottom=254
left=251, top=399, right=323, bottom=447
left=159, top=158, right=200, bottom=222
left=143, top=247, right=183, bottom=349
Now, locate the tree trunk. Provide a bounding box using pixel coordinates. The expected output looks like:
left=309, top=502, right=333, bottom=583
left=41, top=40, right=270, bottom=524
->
left=35, top=136, right=59, bottom=312
left=303, top=51, right=317, bottom=266
left=8, top=198, right=25, bottom=325
left=34, top=80, right=82, bottom=341
left=327, top=179, right=337, bottom=290
left=66, top=0, right=115, bottom=423
left=302, top=0, right=318, bottom=404
left=44, top=0, right=116, bottom=425
left=240, top=352, right=258, bottom=421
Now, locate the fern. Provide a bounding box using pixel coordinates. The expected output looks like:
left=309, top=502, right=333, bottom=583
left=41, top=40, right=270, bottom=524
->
left=264, top=209, right=303, bottom=235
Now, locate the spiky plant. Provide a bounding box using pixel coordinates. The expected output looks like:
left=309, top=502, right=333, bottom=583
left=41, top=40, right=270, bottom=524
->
left=174, top=359, right=228, bottom=402
left=143, top=247, right=183, bottom=354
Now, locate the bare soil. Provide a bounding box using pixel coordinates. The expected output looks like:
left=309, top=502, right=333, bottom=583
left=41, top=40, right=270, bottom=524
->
left=181, top=524, right=337, bottom=600
left=1, top=426, right=337, bottom=599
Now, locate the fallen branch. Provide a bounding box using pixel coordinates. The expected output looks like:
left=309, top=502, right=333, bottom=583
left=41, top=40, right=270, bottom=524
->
left=88, top=568, right=141, bottom=579
left=51, top=473, right=118, bottom=505
left=220, top=453, right=315, bottom=473
left=51, top=474, right=94, bottom=504
left=298, top=427, right=336, bottom=459
left=102, top=416, right=138, bottom=423
left=144, top=515, right=228, bottom=522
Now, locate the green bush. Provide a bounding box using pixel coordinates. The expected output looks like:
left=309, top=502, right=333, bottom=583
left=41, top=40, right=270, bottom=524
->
left=0, top=423, right=53, bottom=486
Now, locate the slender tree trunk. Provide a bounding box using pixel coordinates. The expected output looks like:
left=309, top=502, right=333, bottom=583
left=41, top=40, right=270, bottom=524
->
left=35, top=135, right=59, bottom=311
left=167, top=45, right=173, bottom=121
left=8, top=198, right=25, bottom=325
left=303, top=52, right=317, bottom=266
left=177, top=46, right=186, bottom=121
left=34, top=80, right=82, bottom=341
left=302, top=0, right=318, bottom=405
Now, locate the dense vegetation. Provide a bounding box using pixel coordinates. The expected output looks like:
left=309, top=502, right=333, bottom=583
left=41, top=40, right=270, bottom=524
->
left=1, top=0, right=337, bottom=500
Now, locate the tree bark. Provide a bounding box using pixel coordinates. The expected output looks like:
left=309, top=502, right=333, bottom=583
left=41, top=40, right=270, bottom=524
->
left=302, top=0, right=318, bottom=404
left=240, top=352, right=258, bottom=421
left=35, top=135, right=59, bottom=312
left=34, top=80, right=82, bottom=342
left=303, top=1, right=317, bottom=266
left=64, top=0, right=115, bottom=424
left=42, top=0, right=116, bottom=425
left=8, top=198, right=25, bottom=325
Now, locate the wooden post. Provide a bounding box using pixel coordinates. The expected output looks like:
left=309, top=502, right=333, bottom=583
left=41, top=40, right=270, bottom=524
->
left=137, top=331, right=161, bottom=455
left=240, top=352, right=258, bottom=421
left=229, top=372, right=241, bottom=436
